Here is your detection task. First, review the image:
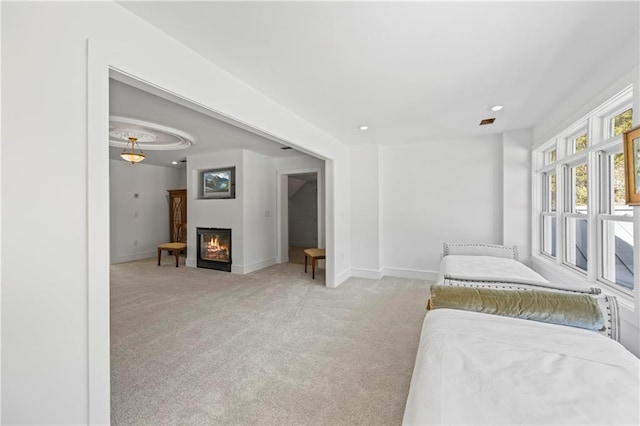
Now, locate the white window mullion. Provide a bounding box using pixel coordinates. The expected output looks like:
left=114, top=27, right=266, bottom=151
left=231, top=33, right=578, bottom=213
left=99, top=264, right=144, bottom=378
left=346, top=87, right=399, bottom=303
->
left=586, top=146, right=598, bottom=281
left=556, top=164, right=565, bottom=267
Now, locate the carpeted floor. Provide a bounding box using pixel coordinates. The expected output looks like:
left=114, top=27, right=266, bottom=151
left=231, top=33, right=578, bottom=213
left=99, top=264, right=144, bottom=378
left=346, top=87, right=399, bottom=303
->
left=110, top=258, right=430, bottom=425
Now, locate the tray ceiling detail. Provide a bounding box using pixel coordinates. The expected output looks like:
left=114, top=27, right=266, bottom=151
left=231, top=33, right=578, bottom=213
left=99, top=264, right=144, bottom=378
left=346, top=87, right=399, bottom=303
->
left=109, top=116, right=195, bottom=151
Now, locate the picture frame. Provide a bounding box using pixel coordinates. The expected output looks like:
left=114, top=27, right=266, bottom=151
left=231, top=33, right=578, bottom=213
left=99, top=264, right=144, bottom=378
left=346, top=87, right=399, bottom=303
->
left=623, top=126, right=640, bottom=205
left=199, top=166, right=236, bottom=199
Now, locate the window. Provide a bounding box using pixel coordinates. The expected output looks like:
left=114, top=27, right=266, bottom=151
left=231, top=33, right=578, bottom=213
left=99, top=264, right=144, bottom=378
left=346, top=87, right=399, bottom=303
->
left=541, top=173, right=557, bottom=257
left=610, top=152, right=627, bottom=214
left=598, top=149, right=634, bottom=293
left=564, top=163, right=588, bottom=271
left=534, top=85, right=634, bottom=299
left=571, top=133, right=588, bottom=154
left=600, top=219, right=633, bottom=289
left=611, top=108, right=633, bottom=137
left=547, top=149, right=557, bottom=164
left=569, top=163, right=588, bottom=213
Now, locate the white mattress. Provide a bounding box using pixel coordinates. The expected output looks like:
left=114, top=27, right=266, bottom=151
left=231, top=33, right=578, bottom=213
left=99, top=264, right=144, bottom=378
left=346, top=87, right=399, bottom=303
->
left=403, top=309, right=640, bottom=425
left=438, top=255, right=594, bottom=293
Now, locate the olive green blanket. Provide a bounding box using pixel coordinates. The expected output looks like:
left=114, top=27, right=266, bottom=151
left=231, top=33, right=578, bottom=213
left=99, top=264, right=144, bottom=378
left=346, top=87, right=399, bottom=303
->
left=428, top=285, right=604, bottom=331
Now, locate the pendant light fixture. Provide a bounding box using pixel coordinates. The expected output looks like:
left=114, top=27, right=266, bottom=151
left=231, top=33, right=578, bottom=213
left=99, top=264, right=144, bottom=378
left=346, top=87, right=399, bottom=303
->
left=110, top=117, right=194, bottom=165
left=120, top=136, right=145, bottom=164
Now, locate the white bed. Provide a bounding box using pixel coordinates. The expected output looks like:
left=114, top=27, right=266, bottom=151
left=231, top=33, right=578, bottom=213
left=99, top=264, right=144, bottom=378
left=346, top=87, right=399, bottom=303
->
left=438, top=243, right=618, bottom=339
left=439, top=243, right=600, bottom=295
left=403, top=308, right=640, bottom=425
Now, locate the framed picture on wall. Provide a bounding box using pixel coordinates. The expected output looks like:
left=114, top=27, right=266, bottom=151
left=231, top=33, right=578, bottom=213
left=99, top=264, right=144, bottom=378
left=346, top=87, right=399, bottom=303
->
left=623, top=126, right=640, bottom=205
left=199, top=166, right=236, bottom=199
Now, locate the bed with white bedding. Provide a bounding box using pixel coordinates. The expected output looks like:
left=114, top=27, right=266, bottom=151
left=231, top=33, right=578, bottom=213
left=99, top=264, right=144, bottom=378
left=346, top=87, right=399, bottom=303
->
left=403, top=308, right=640, bottom=425
left=438, top=243, right=618, bottom=338
left=402, top=243, right=635, bottom=424
left=439, top=243, right=600, bottom=295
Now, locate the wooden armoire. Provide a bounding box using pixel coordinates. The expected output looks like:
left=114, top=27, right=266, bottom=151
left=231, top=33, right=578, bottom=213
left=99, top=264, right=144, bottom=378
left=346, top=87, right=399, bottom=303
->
left=167, top=189, right=187, bottom=242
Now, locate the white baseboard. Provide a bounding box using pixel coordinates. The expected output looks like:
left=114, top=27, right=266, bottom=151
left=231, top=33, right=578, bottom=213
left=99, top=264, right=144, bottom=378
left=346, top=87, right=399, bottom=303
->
left=350, top=268, right=384, bottom=280
left=235, top=257, right=277, bottom=274
left=346, top=267, right=437, bottom=282
left=333, top=268, right=352, bottom=288
left=381, top=267, right=438, bottom=281
left=111, top=250, right=156, bottom=264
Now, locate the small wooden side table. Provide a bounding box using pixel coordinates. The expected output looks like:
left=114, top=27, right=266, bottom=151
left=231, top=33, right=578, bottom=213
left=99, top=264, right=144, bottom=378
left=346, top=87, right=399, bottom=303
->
left=304, top=248, right=326, bottom=279
left=157, top=242, right=187, bottom=267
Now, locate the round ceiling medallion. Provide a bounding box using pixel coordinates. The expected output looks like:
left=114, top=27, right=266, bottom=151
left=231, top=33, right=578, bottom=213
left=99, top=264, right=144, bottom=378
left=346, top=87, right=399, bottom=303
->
left=109, top=116, right=195, bottom=151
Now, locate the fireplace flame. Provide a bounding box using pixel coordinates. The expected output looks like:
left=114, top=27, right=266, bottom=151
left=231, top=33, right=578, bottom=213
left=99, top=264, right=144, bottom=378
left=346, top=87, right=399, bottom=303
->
left=205, top=235, right=229, bottom=261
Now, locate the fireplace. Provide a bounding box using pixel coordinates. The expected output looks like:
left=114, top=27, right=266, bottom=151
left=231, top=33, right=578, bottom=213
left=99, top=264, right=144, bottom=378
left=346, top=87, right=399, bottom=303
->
left=196, top=227, right=232, bottom=272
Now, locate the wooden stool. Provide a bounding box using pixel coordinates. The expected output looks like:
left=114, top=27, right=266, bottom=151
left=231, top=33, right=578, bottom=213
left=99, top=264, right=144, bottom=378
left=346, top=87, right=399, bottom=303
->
left=304, top=248, right=326, bottom=279
left=157, top=242, right=187, bottom=267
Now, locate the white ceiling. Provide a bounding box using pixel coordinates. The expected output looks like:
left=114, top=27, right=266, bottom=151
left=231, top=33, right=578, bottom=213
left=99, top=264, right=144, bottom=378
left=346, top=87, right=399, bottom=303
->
left=116, top=1, right=639, bottom=149
left=109, top=76, right=304, bottom=167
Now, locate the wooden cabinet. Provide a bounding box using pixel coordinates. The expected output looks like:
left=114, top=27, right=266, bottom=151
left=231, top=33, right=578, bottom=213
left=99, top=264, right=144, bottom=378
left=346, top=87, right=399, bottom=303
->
left=167, top=189, right=187, bottom=242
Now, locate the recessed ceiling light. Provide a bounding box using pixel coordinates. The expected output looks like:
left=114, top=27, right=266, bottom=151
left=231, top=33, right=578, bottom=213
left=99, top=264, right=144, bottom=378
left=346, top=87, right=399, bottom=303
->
left=171, top=161, right=178, bottom=165
left=359, top=125, right=369, bottom=131
left=490, top=105, right=503, bottom=111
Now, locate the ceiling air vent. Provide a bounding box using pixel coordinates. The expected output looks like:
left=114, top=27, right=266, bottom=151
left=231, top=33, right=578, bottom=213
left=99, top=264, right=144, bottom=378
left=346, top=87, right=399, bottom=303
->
left=480, top=118, right=496, bottom=126
left=281, top=146, right=293, bottom=150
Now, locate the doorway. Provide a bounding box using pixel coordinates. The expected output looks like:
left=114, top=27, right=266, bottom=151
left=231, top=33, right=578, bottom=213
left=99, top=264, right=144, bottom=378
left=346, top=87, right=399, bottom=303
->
left=89, top=48, right=337, bottom=419
left=287, top=173, right=318, bottom=264
left=276, top=168, right=324, bottom=265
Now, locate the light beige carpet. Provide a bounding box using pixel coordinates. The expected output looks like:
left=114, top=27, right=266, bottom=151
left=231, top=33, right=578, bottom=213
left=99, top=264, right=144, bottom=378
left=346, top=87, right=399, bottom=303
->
left=111, top=258, right=430, bottom=425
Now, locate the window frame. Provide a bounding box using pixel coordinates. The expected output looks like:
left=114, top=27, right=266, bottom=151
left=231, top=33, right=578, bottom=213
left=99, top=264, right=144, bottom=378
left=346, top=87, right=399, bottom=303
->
left=567, top=129, right=589, bottom=155
left=595, top=144, right=635, bottom=297
left=540, top=171, right=557, bottom=259
left=533, top=85, right=635, bottom=302
left=604, top=106, right=634, bottom=139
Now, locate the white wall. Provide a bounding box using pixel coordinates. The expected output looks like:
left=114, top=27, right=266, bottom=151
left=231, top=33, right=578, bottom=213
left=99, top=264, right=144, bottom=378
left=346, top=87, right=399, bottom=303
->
left=2, top=2, right=350, bottom=423
left=4, top=3, right=105, bottom=423
left=277, top=154, right=325, bottom=171
left=109, top=160, right=184, bottom=263
left=380, top=135, right=503, bottom=278
left=502, top=129, right=533, bottom=263
left=186, top=149, right=278, bottom=274
left=187, top=150, right=245, bottom=270
left=349, top=134, right=532, bottom=280
left=178, top=168, right=187, bottom=188
left=349, top=136, right=515, bottom=280
left=242, top=150, right=277, bottom=273
left=350, top=145, right=382, bottom=277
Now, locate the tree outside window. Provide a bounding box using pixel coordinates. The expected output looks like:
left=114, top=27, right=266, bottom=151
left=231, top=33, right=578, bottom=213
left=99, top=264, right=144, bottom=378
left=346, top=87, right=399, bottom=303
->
left=613, top=108, right=633, bottom=136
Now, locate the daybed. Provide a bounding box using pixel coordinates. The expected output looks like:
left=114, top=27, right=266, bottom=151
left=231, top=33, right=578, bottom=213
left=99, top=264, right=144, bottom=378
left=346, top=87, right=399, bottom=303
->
left=438, top=242, right=601, bottom=294
left=403, top=243, right=639, bottom=425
